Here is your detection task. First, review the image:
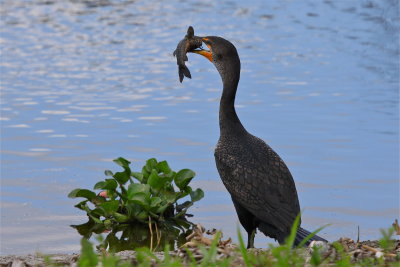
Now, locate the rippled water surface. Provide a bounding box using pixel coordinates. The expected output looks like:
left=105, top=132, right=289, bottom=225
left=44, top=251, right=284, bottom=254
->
left=1, top=0, right=399, bottom=255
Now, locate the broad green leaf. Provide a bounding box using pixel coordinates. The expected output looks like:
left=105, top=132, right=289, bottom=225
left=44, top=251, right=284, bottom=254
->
left=141, top=166, right=150, bottom=182
left=157, top=160, right=171, bottom=174
left=135, top=210, right=148, bottom=221
left=176, top=201, right=192, bottom=211
left=155, top=204, right=170, bottom=214
left=190, top=188, right=204, bottom=202
left=175, top=186, right=191, bottom=201
left=103, top=219, right=112, bottom=228
left=90, top=196, right=106, bottom=206
left=68, top=189, right=96, bottom=200
left=127, top=183, right=150, bottom=199
left=145, top=158, right=157, bottom=172
left=130, top=192, right=150, bottom=209
left=174, top=201, right=193, bottom=218
left=126, top=201, right=142, bottom=218
left=94, top=179, right=117, bottom=191
left=149, top=197, right=162, bottom=208
left=87, top=210, right=103, bottom=224
left=159, top=189, right=177, bottom=203
left=93, top=181, right=105, bottom=190
left=114, top=212, right=129, bottom=223
left=104, top=170, right=113, bottom=176
left=174, top=169, right=195, bottom=190
left=99, top=200, right=119, bottom=215
left=113, top=171, right=130, bottom=185
left=78, top=238, right=98, bottom=267
left=131, top=172, right=143, bottom=182
left=103, top=179, right=118, bottom=191
left=74, top=200, right=89, bottom=211
left=90, top=208, right=105, bottom=217
left=113, top=157, right=131, bottom=168
left=147, top=169, right=164, bottom=190
left=71, top=219, right=96, bottom=238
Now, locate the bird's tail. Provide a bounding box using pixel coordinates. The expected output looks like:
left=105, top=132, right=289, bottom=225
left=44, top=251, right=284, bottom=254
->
left=294, top=227, right=328, bottom=246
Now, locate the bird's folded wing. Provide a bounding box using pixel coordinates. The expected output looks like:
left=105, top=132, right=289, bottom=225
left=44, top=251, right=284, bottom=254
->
left=215, top=138, right=300, bottom=234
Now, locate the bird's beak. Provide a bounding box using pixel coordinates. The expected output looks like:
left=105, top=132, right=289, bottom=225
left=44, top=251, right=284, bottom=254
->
left=191, top=38, right=213, bottom=62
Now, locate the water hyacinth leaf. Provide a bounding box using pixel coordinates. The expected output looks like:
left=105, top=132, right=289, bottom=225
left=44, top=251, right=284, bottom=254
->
left=174, top=169, right=195, bottom=190
left=104, top=170, right=113, bottom=176
left=141, top=166, right=150, bottom=182
left=155, top=204, right=169, bottom=214
left=94, top=179, right=117, bottom=191
left=131, top=172, right=143, bottom=182
left=190, top=188, right=204, bottom=202
left=90, top=207, right=106, bottom=218
left=130, top=192, right=150, bottom=209
left=126, top=201, right=142, bottom=218
left=93, top=179, right=118, bottom=191
left=90, top=196, right=106, bottom=206
left=176, top=186, right=192, bottom=200
left=157, top=160, right=171, bottom=174
left=113, top=157, right=131, bottom=168
left=162, top=172, right=175, bottom=184
left=74, top=200, right=89, bottom=211
left=105, top=179, right=118, bottom=190
left=135, top=210, right=148, bottom=221
left=114, top=212, right=129, bottom=223
left=145, top=158, right=157, bottom=172
left=88, top=213, right=103, bottom=224
left=99, top=200, right=119, bottom=215
left=127, top=183, right=150, bottom=199
left=93, top=181, right=106, bottom=190
left=113, top=171, right=130, bottom=185
left=159, top=189, right=177, bottom=203
left=147, top=169, right=164, bottom=190
left=150, top=197, right=162, bottom=208
left=176, top=201, right=192, bottom=212
left=71, top=219, right=96, bottom=238
left=68, top=189, right=96, bottom=200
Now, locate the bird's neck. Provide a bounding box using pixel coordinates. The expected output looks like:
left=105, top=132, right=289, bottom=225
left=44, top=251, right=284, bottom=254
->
left=219, top=75, right=246, bottom=137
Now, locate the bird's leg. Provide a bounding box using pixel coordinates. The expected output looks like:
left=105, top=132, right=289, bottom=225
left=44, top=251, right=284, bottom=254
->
left=247, top=228, right=256, bottom=248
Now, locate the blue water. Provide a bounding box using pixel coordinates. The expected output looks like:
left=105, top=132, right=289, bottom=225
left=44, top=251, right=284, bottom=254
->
left=1, top=0, right=399, bottom=255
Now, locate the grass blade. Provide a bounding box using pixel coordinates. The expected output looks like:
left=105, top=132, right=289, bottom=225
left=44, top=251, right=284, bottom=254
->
left=237, top=226, right=251, bottom=267
left=297, top=224, right=330, bottom=248
left=285, top=213, right=301, bottom=248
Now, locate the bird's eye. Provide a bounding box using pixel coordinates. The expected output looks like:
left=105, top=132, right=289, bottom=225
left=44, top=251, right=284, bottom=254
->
left=216, top=54, right=223, bottom=60
left=203, top=39, right=211, bottom=45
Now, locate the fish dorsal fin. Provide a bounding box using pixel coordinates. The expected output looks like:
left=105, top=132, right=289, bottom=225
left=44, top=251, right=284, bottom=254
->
left=186, top=26, right=194, bottom=39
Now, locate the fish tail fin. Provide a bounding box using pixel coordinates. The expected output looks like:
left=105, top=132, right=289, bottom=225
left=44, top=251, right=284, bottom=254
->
left=178, top=65, right=191, bottom=83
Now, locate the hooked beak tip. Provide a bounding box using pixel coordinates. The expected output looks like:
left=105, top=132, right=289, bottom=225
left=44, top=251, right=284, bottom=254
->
left=192, top=49, right=213, bottom=62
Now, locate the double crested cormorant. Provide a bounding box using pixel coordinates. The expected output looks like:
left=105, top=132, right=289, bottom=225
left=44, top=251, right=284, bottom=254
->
left=188, top=35, right=327, bottom=248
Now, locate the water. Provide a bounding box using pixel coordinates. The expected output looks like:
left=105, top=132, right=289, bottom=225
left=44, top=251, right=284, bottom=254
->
left=1, top=0, right=399, bottom=255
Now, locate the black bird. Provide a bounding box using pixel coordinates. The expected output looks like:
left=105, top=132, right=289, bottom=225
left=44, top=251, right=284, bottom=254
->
left=187, top=35, right=327, bottom=248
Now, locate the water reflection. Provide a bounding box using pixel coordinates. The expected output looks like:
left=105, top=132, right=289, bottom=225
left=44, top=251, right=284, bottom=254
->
left=1, top=0, right=399, bottom=255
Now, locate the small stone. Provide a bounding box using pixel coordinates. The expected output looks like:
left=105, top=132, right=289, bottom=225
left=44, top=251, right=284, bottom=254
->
left=375, top=251, right=384, bottom=259
left=308, top=240, right=329, bottom=254
left=11, top=260, right=26, bottom=267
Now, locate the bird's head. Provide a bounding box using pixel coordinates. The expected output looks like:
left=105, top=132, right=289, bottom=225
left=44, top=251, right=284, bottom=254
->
left=190, top=36, right=241, bottom=83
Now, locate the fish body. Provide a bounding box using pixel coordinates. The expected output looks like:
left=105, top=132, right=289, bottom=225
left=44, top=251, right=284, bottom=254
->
left=173, top=26, right=203, bottom=82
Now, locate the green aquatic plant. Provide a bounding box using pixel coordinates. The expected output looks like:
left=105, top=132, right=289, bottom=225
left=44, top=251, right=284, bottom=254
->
left=68, top=157, right=204, bottom=250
